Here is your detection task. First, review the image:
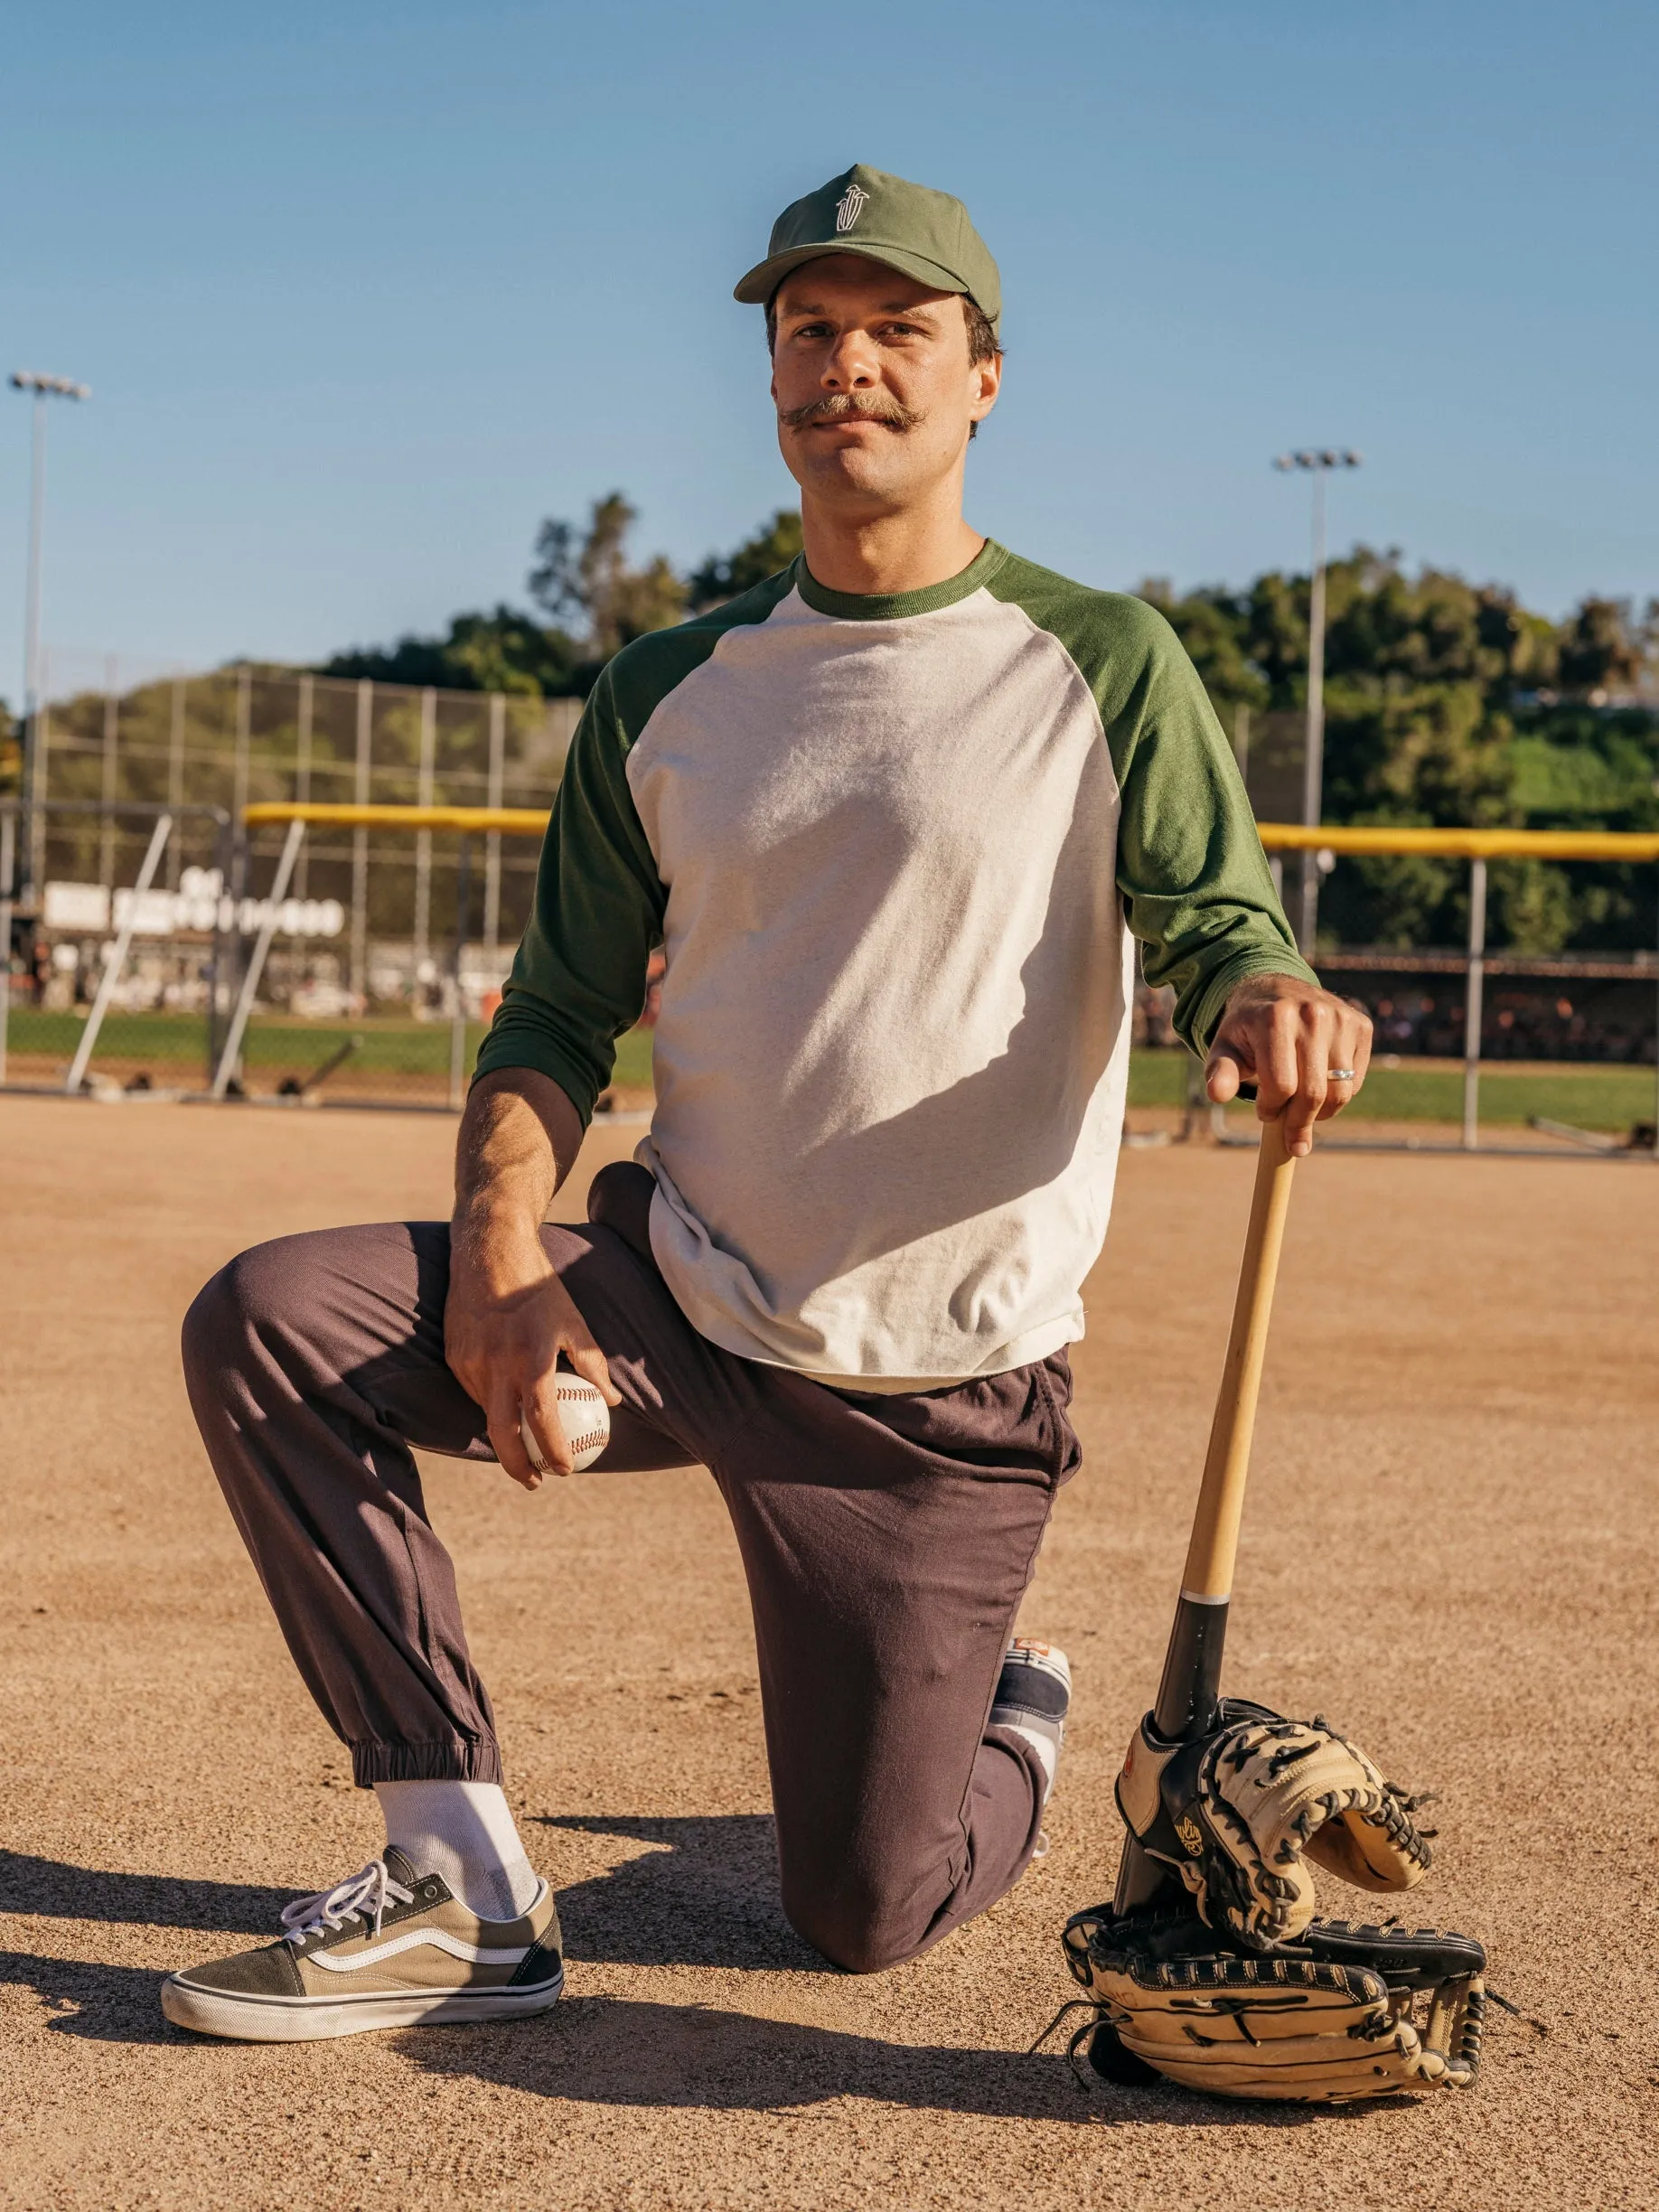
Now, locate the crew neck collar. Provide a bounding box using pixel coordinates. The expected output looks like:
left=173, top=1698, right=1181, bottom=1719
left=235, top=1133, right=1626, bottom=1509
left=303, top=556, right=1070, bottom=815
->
left=792, top=538, right=1008, bottom=622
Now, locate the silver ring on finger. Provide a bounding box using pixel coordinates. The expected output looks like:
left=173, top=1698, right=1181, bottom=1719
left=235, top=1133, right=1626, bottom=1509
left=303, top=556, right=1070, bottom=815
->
left=1326, top=1067, right=1356, bottom=1083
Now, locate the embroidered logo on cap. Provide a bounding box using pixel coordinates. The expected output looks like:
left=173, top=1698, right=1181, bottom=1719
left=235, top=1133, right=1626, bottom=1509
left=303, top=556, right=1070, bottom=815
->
left=834, top=183, right=868, bottom=233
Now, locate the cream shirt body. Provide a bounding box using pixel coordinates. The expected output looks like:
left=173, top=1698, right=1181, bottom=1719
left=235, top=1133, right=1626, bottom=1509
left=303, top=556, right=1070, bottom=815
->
left=627, top=583, right=1132, bottom=1383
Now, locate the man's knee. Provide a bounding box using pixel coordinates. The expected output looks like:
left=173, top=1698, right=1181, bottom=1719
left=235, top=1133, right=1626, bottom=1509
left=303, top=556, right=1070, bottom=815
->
left=182, top=1237, right=314, bottom=1386
left=782, top=1879, right=927, bottom=1976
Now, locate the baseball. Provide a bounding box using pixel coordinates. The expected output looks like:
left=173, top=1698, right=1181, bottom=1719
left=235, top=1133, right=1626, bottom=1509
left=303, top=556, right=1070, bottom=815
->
left=520, top=1370, right=612, bottom=1475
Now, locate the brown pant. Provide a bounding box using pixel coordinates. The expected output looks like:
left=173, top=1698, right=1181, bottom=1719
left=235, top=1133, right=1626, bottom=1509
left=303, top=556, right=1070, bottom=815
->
left=181, top=1162, right=1080, bottom=1973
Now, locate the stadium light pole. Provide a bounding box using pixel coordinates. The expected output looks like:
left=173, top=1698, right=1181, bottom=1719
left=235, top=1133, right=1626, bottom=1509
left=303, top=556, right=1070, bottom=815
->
left=10, top=370, right=91, bottom=897
left=1273, top=448, right=1361, bottom=953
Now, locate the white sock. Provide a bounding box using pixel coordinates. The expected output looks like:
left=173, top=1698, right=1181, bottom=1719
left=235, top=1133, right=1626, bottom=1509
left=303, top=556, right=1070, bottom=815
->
left=373, top=1780, right=539, bottom=1920
left=1000, top=1721, right=1060, bottom=1802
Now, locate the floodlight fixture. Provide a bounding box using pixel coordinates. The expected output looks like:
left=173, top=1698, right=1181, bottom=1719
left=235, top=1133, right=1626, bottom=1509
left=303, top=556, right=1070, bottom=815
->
left=1274, top=448, right=1360, bottom=473
left=10, top=370, right=90, bottom=401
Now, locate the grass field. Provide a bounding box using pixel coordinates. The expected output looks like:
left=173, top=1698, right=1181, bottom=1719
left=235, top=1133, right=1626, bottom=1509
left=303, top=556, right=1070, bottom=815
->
left=0, top=1008, right=659, bottom=1090
left=1129, top=1048, right=1657, bottom=1129
left=4, top=1008, right=1654, bottom=1128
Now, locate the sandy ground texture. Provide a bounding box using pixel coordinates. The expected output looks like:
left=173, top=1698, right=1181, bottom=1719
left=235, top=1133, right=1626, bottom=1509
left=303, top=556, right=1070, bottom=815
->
left=2, top=1093, right=1655, bottom=2211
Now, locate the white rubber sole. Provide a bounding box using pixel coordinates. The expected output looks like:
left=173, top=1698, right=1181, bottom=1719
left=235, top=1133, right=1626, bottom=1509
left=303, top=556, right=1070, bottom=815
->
left=160, top=1963, right=564, bottom=2043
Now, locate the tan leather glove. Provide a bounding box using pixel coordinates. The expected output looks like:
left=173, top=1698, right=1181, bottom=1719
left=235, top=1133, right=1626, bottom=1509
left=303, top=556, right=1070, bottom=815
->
left=1060, top=1907, right=1487, bottom=2103
left=1115, top=1698, right=1432, bottom=1949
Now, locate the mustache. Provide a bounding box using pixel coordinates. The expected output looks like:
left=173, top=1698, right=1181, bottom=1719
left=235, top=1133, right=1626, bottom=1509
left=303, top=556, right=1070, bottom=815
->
left=779, top=391, right=921, bottom=433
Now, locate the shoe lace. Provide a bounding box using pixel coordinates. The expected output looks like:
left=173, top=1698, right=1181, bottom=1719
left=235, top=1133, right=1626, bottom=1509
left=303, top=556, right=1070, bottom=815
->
left=279, top=1857, right=415, bottom=1946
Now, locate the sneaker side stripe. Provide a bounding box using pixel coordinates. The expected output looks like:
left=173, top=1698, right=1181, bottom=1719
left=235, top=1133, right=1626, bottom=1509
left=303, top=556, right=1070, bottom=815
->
left=310, top=1930, right=530, bottom=1974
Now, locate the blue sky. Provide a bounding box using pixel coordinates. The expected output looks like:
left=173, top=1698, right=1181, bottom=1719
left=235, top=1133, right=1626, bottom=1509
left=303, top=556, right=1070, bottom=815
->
left=3, top=0, right=1654, bottom=698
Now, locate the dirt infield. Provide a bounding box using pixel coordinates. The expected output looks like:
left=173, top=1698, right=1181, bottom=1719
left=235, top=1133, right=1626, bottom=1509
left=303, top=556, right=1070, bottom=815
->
left=2, top=1096, right=1654, bottom=2210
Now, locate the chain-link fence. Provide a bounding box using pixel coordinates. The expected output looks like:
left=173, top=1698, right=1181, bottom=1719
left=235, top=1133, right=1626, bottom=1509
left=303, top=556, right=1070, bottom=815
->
left=5, top=659, right=580, bottom=1104
left=6, top=660, right=1659, bottom=1143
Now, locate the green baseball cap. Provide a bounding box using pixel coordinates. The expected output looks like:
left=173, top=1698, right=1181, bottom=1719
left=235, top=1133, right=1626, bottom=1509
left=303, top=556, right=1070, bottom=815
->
left=734, top=163, right=1001, bottom=335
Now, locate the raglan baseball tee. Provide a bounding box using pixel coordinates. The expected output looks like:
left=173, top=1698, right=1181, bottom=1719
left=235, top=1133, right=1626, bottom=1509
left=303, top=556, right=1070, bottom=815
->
left=474, top=541, right=1314, bottom=1388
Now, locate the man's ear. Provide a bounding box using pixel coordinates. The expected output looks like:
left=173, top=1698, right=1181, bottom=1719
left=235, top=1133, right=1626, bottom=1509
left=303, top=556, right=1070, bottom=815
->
left=970, top=352, right=1002, bottom=424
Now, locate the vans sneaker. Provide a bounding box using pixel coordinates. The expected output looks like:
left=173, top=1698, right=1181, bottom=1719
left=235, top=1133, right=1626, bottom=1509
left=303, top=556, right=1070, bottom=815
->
left=990, top=1637, right=1073, bottom=1804
left=160, top=1848, right=563, bottom=2042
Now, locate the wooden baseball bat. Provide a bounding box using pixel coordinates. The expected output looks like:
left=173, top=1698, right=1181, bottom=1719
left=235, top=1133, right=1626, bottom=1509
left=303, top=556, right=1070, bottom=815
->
left=1113, top=1111, right=1298, bottom=1913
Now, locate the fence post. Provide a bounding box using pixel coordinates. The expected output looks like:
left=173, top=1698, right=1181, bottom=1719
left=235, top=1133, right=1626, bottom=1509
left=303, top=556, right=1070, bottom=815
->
left=211, top=818, right=306, bottom=1100
left=28, top=647, right=51, bottom=895
left=0, top=811, right=14, bottom=1087
left=483, top=692, right=504, bottom=959
left=350, top=680, right=371, bottom=1005
left=1461, top=856, right=1487, bottom=1151
left=449, top=834, right=472, bottom=1111
left=232, top=662, right=252, bottom=826
left=166, top=675, right=186, bottom=888
left=67, top=812, right=173, bottom=1093
left=205, top=813, right=237, bottom=1088
left=415, top=686, right=436, bottom=968
left=99, top=655, right=119, bottom=887
left=294, top=673, right=314, bottom=898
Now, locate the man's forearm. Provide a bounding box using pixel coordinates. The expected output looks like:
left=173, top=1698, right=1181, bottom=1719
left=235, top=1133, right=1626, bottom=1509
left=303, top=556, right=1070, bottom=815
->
left=445, top=1066, right=619, bottom=1481
left=452, top=1070, right=585, bottom=1274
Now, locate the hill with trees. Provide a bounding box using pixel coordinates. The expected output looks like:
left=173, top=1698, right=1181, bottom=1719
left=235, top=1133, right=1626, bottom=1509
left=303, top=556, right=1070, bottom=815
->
left=1143, top=554, right=1658, bottom=951
left=319, top=499, right=1657, bottom=954
left=320, top=498, right=801, bottom=698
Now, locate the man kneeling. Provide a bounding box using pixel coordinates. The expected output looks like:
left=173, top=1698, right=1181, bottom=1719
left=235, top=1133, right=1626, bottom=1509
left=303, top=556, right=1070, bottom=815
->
left=163, top=163, right=1366, bottom=2039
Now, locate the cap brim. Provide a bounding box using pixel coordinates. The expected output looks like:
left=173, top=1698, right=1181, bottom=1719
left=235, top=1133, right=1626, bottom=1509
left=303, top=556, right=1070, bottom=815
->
left=734, top=240, right=976, bottom=310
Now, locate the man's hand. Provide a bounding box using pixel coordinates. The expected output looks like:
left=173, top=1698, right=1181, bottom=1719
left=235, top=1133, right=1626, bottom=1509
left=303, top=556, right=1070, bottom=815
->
left=445, top=1071, right=622, bottom=1488
left=1204, top=973, right=1373, bottom=1158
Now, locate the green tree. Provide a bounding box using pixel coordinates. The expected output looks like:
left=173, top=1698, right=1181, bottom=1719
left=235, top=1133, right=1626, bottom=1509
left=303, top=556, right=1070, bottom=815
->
left=322, top=606, right=577, bottom=695
left=1139, top=578, right=1266, bottom=721
left=1557, top=595, right=1645, bottom=698
left=688, top=510, right=803, bottom=612
left=529, top=492, right=686, bottom=661
left=1147, top=548, right=1659, bottom=951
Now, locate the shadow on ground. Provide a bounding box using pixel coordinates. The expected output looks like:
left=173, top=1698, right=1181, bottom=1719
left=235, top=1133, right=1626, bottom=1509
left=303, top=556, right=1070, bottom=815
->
left=533, top=1812, right=820, bottom=1972
left=398, top=1995, right=1345, bottom=2129
left=0, top=1839, right=1353, bottom=2129
left=0, top=1951, right=187, bottom=2045
left=0, top=1851, right=301, bottom=2047
left=0, top=1849, right=295, bottom=1931
left=0, top=1816, right=809, bottom=2048
left=0, top=1812, right=793, bottom=1975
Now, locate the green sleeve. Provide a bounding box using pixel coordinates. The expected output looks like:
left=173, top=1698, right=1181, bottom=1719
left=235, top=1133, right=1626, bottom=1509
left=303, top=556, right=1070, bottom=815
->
left=471, top=665, right=665, bottom=1123
left=472, top=567, right=798, bottom=1121
left=1109, top=605, right=1317, bottom=1053
left=989, top=560, right=1315, bottom=1054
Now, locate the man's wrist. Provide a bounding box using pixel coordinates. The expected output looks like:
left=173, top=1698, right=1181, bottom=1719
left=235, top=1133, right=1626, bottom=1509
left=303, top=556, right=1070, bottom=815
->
left=1196, top=959, right=1319, bottom=1055
left=1224, top=969, right=1319, bottom=1012
left=450, top=1191, right=551, bottom=1289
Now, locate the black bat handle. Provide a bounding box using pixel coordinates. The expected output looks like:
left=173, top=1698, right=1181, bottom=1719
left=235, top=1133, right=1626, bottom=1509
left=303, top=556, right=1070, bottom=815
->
left=1151, top=1591, right=1229, bottom=1739
left=1111, top=1592, right=1230, bottom=1913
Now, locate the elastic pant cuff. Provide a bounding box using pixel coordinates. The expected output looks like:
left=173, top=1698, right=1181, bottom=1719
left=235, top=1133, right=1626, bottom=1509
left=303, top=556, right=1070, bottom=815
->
left=351, top=1737, right=503, bottom=1788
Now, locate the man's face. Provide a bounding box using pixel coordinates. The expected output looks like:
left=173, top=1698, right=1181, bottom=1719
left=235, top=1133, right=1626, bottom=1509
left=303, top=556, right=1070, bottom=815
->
left=770, top=255, right=1000, bottom=516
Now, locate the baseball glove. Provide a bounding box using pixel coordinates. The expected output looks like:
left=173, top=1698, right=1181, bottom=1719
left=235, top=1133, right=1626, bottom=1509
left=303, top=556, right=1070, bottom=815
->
left=1054, top=1905, right=1487, bottom=2102
left=1114, top=1696, right=1433, bottom=1949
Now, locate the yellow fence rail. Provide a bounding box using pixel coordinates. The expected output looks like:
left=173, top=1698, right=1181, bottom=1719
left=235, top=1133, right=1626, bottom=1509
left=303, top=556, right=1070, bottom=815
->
left=239, top=802, right=1659, bottom=1155
left=243, top=803, right=1659, bottom=867
left=1259, top=822, right=1659, bottom=863
left=1254, top=823, right=1659, bottom=1150
left=243, top=801, right=550, bottom=836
